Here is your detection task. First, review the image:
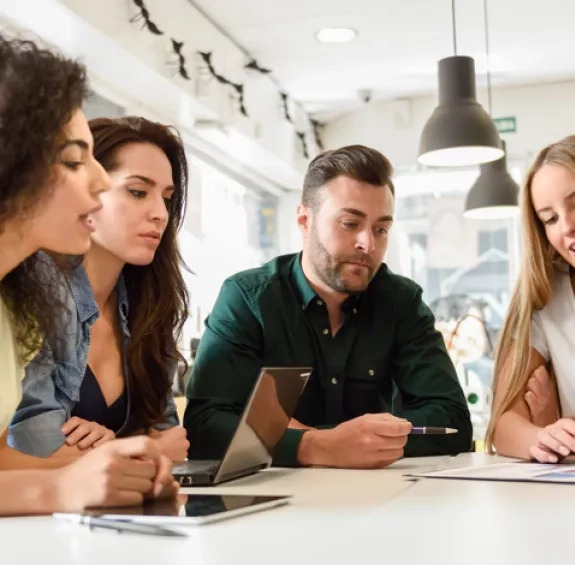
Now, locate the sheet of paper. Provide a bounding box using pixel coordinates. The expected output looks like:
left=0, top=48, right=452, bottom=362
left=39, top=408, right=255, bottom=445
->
left=407, top=462, right=575, bottom=483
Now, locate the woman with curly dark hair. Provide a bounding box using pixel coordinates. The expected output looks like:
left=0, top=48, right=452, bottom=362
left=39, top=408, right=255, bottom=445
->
left=10, top=116, right=191, bottom=462
left=0, top=35, right=175, bottom=515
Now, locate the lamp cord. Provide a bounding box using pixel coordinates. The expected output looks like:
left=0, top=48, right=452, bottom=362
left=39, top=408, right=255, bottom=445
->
left=451, top=0, right=458, bottom=55
left=483, top=0, right=493, bottom=115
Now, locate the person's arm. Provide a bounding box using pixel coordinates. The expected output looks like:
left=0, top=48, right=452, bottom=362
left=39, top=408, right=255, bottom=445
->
left=525, top=365, right=559, bottom=427
left=491, top=346, right=549, bottom=459
left=0, top=469, right=60, bottom=516
left=147, top=366, right=190, bottom=460
left=0, top=431, right=74, bottom=470
left=492, top=310, right=560, bottom=459
left=147, top=426, right=189, bottom=462
left=8, top=348, right=86, bottom=461
left=519, top=311, right=559, bottom=427
left=0, top=436, right=177, bottom=517
left=392, top=286, right=473, bottom=456
left=124, top=369, right=188, bottom=462
left=183, top=279, right=307, bottom=466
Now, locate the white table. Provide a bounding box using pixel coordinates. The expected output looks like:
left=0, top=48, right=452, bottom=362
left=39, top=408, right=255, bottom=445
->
left=2, top=454, right=572, bottom=565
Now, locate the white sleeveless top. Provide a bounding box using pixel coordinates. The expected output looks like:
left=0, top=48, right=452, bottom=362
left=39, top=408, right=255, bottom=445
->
left=530, top=267, right=575, bottom=417
left=0, top=298, right=24, bottom=436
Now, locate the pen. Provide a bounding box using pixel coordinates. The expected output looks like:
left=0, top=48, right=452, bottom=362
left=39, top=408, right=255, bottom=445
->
left=53, top=513, right=187, bottom=537
left=410, top=427, right=458, bottom=435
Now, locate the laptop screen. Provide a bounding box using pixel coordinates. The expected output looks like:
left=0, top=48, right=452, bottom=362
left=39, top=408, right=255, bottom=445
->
left=215, top=367, right=311, bottom=482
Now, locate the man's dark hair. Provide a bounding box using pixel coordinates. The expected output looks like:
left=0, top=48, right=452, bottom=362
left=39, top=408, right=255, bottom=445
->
left=302, top=145, right=395, bottom=210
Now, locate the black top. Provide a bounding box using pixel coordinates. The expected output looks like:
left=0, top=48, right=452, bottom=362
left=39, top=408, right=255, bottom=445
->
left=72, top=365, right=127, bottom=433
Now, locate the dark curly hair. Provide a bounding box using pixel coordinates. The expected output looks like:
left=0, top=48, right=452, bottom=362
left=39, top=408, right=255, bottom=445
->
left=0, top=34, right=89, bottom=360
left=89, top=116, right=190, bottom=432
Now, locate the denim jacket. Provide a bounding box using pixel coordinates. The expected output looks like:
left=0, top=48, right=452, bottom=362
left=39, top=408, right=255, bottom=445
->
left=8, top=262, right=179, bottom=456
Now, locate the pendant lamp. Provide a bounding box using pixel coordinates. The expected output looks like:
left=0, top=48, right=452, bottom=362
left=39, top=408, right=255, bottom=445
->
left=418, top=0, right=503, bottom=167
left=463, top=0, right=519, bottom=219
left=464, top=140, right=519, bottom=219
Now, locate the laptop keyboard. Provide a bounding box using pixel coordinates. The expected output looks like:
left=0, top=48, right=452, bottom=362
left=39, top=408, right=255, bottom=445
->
left=173, top=460, right=220, bottom=475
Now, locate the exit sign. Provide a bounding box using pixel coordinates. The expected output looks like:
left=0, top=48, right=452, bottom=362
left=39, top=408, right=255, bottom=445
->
left=493, top=116, right=517, bottom=134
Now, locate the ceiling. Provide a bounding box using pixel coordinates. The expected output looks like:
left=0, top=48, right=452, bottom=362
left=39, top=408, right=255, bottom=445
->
left=189, top=0, right=575, bottom=120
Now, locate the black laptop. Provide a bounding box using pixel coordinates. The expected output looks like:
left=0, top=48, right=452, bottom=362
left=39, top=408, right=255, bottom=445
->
left=172, top=366, right=311, bottom=486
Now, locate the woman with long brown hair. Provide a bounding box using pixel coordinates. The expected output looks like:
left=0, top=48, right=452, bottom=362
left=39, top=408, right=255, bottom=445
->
left=487, top=135, right=575, bottom=463
left=9, top=116, right=190, bottom=461
left=0, top=35, right=175, bottom=514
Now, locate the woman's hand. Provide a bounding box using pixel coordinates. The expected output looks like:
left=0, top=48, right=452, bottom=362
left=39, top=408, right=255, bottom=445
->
left=529, top=418, right=575, bottom=463
left=149, top=426, right=189, bottom=462
left=61, top=417, right=116, bottom=450
left=51, top=436, right=178, bottom=510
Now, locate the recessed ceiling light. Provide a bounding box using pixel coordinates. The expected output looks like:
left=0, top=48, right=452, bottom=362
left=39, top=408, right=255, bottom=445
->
left=315, top=28, right=357, bottom=43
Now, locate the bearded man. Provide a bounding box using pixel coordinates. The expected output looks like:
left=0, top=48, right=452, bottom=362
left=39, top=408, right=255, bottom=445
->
left=184, top=145, right=472, bottom=468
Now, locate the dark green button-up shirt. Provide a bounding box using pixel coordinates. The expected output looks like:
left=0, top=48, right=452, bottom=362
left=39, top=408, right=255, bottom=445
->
left=184, top=253, right=472, bottom=467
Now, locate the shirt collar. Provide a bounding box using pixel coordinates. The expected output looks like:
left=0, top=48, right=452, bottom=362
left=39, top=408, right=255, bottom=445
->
left=116, top=274, right=129, bottom=321
left=290, top=252, right=318, bottom=310
left=68, top=263, right=129, bottom=324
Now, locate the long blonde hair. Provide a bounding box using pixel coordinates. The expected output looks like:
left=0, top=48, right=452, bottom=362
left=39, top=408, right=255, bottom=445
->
left=485, top=135, right=575, bottom=452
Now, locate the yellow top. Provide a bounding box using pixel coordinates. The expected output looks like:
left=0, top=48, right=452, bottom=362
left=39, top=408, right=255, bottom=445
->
left=0, top=298, right=24, bottom=436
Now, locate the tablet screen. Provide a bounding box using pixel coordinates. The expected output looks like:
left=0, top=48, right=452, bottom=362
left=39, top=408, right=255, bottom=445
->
left=88, top=494, right=290, bottom=525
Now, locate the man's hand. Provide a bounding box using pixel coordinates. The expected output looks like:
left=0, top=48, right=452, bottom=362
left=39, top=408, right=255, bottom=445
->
left=61, top=417, right=115, bottom=450
left=525, top=366, right=559, bottom=427
left=297, top=413, right=412, bottom=469
left=51, top=437, right=178, bottom=511
left=149, top=426, right=189, bottom=462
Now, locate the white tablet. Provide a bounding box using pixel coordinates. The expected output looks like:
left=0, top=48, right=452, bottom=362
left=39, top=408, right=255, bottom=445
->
left=82, top=494, right=291, bottom=526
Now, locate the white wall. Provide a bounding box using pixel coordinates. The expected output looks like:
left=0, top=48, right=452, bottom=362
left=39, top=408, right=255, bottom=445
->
left=277, top=191, right=302, bottom=256
left=0, top=0, right=313, bottom=192
left=323, top=79, right=575, bottom=169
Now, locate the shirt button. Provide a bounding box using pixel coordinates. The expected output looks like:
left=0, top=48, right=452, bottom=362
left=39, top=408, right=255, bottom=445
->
left=316, top=299, right=323, bottom=306
left=322, top=328, right=329, bottom=335
left=368, top=369, right=375, bottom=376
left=331, top=377, right=338, bottom=385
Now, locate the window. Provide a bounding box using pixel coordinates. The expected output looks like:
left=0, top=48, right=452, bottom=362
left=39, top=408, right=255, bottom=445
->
left=388, top=164, right=525, bottom=440
left=389, top=166, right=523, bottom=321
left=178, top=154, right=279, bottom=353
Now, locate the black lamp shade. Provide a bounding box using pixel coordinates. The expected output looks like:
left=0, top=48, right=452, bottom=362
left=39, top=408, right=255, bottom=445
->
left=464, top=141, right=519, bottom=219
left=418, top=56, right=504, bottom=167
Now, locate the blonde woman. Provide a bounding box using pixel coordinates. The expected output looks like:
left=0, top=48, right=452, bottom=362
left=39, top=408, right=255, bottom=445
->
left=487, top=135, right=575, bottom=463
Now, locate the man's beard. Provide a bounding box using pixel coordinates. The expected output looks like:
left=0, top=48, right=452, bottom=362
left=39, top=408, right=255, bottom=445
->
left=308, top=225, right=378, bottom=294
